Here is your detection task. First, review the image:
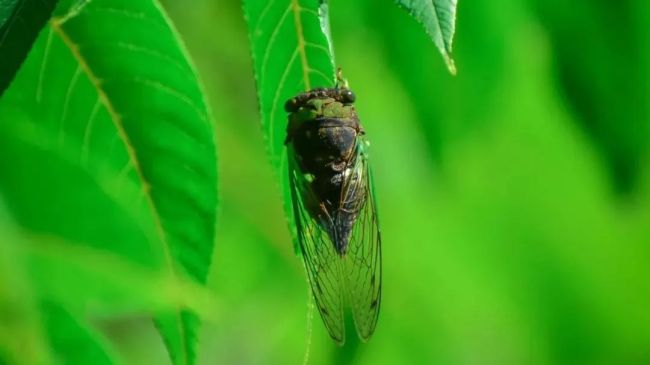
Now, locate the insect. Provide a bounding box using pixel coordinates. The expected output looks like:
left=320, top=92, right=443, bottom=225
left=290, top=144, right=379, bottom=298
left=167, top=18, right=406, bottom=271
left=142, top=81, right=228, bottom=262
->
left=284, top=72, right=382, bottom=344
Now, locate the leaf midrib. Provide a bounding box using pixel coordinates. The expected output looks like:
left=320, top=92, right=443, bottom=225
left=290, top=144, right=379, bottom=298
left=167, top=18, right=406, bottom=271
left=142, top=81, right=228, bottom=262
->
left=50, top=14, right=191, bottom=365
left=291, top=0, right=311, bottom=90
left=430, top=0, right=449, bottom=53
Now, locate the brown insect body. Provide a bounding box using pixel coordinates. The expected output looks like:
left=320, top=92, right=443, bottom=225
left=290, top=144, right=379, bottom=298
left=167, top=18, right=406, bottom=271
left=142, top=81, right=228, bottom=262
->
left=285, top=84, right=381, bottom=344
left=285, top=88, right=364, bottom=254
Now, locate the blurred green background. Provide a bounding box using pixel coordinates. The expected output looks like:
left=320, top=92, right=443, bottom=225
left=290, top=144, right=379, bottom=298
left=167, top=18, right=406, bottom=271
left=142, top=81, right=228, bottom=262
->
left=132, top=0, right=649, bottom=364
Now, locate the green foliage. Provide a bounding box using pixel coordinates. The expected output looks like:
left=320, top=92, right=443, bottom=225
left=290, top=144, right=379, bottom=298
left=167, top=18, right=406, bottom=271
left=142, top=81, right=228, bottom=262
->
left=394, top=0, right=458, bottom=74
left=242, top=0, right=338, bottom=251
left=0, top=212, right=51, bottom=365
left=41, top=303, right=119, bottom=365
left=26, top=238, right=216, bottom=318
left=243, top=0, right=336, bottom=168
left=0, top=207, right=215, bottom=365
left=175, top=0, right=649, bottom=364
left=0, top=0, right=58, bottom=96
left=242, top=0, right=458, bottom=254
left=0, top=0, right=217, bottom=364
left=1, top=0, right=649, bottom=364
left=532, top=0, right=650, bottom=192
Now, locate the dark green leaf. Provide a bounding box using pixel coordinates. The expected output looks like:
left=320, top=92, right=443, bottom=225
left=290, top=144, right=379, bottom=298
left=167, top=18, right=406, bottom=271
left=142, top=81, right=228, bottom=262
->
left=395, top=0, right=458, bottom=74
left=0, top=1, right=218, bottom=364
left=532, top=0, right=650, bottom=192
left=0, top=0, right=58, bottom=96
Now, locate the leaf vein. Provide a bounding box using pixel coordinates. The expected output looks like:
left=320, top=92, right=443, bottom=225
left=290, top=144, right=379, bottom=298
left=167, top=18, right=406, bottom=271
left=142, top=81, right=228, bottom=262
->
left=86, top=6, right=148, bottom=20
left=290, top=0, right=310, bottom=90
left=0, top=0, right=26, bottom=47
left=58, top=65, right=82, bottom=146
left=268, top=47, right=299, bottom=159
left=50, top=20, right=189, bottom=364
left=260, top=5, right=292, bottom=90
left=36, top=25, right=54, bottom=103
left=307, top=68, right=331, bottom=86
left=78, top=41, right=193, bottom=80
left=81, top=97, right=102, bottom=165
left=111, top=77, right=208, bottom=124
left=253, top=0, right=277, bottom=34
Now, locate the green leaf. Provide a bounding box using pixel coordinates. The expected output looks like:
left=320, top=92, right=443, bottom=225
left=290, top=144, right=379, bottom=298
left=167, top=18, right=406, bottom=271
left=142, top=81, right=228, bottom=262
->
left=0, top=0, right=59, bottom=96
left=0, top=207, right=120, bottom=365
left=25, top=238, right=218, bottom=319
left=41, top=303, right=120, bottom=365
left=0, top=209, right=51, bottom=365
left=0, top=114, right=161, bottom=267
left=395, top=0, right=458, bottom=74
left=0, top=1, right=218, bottom=364
left=243, top=0, right=335, bottom=249
left=0, top=203, right=216, bottom=365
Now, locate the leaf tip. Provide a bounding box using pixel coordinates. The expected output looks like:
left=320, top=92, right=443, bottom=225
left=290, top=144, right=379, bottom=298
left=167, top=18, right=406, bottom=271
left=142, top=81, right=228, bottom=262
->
left=444, top=55, right=457, bottom=76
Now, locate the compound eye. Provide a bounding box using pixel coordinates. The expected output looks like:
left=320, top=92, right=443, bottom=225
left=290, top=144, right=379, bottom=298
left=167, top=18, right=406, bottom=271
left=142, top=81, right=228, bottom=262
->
left=285, top=98, right=299, bottom=112
left=342, top=89, right=356, bottom=104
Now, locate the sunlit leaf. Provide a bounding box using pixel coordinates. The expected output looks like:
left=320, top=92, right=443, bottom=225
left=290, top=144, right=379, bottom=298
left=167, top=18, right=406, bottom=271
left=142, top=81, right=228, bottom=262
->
left=395, top=0, right=458, bottom=74
left=0, top=0, right=218, bottom=364
left=25, top=238, right=217, bottom=319
left=243, top=0, right=336, bottom=250
left=42, top=303, right=120, bottom=365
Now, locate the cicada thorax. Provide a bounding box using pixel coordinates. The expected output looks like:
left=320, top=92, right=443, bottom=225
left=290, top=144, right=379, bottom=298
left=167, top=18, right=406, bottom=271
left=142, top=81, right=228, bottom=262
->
left=285, top=88, right=365, bottom=255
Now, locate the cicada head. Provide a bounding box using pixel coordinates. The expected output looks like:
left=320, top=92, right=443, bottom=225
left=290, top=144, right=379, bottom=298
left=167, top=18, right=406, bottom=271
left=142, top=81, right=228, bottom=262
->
left=285, top=88, right=360, bottom=145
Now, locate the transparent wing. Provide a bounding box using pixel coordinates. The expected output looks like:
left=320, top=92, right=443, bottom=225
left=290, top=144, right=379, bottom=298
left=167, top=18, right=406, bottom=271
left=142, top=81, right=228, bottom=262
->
left=288, top=149, right=346, bottom=344
left=339, top=140, right=382, bottom=341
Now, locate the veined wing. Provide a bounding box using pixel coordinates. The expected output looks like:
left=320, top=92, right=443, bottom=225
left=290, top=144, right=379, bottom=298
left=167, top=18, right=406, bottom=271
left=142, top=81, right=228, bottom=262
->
left=339, top=139, right=382, bottom=341
left=288, top=147, right=346, bottom=344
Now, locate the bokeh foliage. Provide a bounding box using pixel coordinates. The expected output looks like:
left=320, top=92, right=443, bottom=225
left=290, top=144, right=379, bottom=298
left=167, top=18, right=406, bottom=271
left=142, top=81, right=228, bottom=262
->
left=1, top=0, right=217, bottom=364
left=169, top=0, right=649, bottom=364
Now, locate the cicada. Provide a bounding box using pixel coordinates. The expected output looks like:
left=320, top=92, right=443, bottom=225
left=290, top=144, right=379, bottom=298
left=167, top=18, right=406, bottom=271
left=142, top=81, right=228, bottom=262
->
left=284, top=75, right=382, bottom=344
